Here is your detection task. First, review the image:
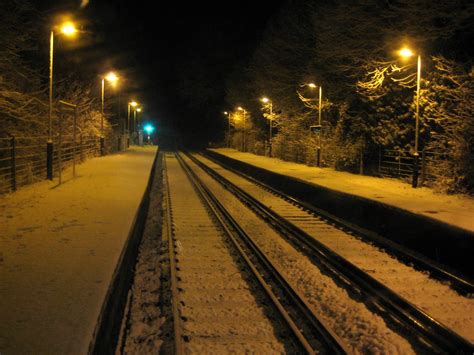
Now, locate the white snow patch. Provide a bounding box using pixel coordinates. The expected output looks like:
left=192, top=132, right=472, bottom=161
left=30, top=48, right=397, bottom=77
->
left=0, top=146, right=157, bottom=354
left=210, top=148, right=474, bottom=232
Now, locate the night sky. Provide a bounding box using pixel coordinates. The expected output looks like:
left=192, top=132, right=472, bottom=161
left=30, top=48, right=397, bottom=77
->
left=38, top=0, right=284, bottom=146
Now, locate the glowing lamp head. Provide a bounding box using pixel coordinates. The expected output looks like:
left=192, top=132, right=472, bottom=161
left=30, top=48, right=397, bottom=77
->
left=60, top=22, right=77, bottom=36
left=130, top=101, right=138, bottom=107
left=136, top=108, right=142, bottom=112
left=105, top=72, right=118, bottom=84
left=308, top=83, right=317, bottom=89
left=223, top=111, right=228, bottom=115
left=399, top=47, right=414, bottom=58
left=261, top=97, right=270, bottom=103
left=144, top=124, right=155, bottom=134
left=237, top=106, right=244, bottom=111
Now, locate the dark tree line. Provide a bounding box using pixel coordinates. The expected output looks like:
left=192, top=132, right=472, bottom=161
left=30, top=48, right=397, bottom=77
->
left=225, top=0, right=474, bottom=193
left=0, top=0, right=117, bottom=140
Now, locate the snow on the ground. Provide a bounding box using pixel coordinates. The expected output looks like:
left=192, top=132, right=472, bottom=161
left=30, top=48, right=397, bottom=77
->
left=210, top=148, right=474, bottom=233
left=196, top=153, right=474, bottom=342
left=123, top=155, right=164, bottom=353
left=0, top=146, right=157, bottom=354
left=187, top=154, right=416, bottom=353
left=165, top=155, right=290, bottom=353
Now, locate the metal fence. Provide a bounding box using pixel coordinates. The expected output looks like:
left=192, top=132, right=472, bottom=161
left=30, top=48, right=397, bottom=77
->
left=378, top=148, right=451, bottom=185
left=378, top=149, right=414, bottom=179
left=0, top=135, right=101, bottom=194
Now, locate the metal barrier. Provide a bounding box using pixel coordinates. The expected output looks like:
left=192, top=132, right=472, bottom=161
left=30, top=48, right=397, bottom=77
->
left=378, top=148, right=414, bottom=179
left=0, top=135, right=101, bottom=194
left=378, top=148, right=451, bottom=186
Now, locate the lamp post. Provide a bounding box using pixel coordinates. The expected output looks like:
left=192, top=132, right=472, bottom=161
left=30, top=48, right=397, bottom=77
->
left=100, top=72, right=118, bottom=155
left=47, top=21, right=78, bottom=180
left=133, top=108, right=137, bottom=137
left=224, top=111, right=231, bottom=148
left=308, top=83, right=323, bottom=167
left=127, top=101, right=138, bottom=146
left=399, top=47, right=422, bottom=188
left=260, top=97, right=273, bottom=157
left=237, top=106, right=247, bottom=152
left=136, top=107, right=143, bottom=146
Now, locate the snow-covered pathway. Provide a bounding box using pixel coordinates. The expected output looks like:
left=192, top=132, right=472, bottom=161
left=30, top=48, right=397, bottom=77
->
left=209, top=148, right=474, bottom=232
left=0, top=146, right=157, bottom=354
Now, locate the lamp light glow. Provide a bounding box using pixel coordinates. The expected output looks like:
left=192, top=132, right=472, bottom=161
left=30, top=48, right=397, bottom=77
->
left=399, top=47, right=414, bottom=58
left=60, top=22, right=77, bottom=36
left=105, top=72, right=118, bottom=84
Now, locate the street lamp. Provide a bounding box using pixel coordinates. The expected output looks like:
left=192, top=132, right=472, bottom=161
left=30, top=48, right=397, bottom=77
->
left=47, top=20, right=78, bottom=180
left=223, top=111, right=232, bottom=148
left=398, top=46, right=422, bottom=188
left=237, top=106, right=247, bottom=152
left=136, top=107, right=143, bottom=145
left=260, top=97, right=274, bottom=157
left=308, top=83, right=323, bottom=167
left=134, top=107, right=141, bottom=133
left=100, top=72, right=119, bottom=155
left=127, top=101, right=138, bottom=147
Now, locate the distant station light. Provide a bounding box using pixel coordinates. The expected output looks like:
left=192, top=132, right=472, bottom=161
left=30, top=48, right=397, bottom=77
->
left=144, top=124, right=155, bottom=134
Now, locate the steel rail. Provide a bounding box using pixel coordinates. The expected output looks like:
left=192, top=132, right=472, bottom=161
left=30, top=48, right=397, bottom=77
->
left=175, top=152, right=348, bottom=355
left=189, top=152, right=474, bottom=354
left=162, top=156, right=185, bottom=355
left=200, top=152, right=474, bottom=295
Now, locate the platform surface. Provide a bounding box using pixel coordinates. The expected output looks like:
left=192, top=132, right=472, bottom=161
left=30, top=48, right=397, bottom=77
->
left=209, top=148, right=474, bottom=233
left=0, top=146, right=157, bottom=354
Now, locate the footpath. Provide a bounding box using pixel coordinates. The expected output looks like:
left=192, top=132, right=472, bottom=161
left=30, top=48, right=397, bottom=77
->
left=0, top=146, right=158, bottom=354
left=209, top=148, right=474, bottom=233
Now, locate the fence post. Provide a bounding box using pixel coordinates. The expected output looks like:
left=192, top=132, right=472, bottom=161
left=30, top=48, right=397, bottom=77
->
left=80, top=134, right=84, bottom=162
left=58, top=114, right=63, bottom=185
left=11, top=136, right=16, bottom=191
left=72, top=106, right=77, bottom=178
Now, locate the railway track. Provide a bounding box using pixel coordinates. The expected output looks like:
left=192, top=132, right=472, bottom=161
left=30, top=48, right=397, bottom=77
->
left=181, top=151, right=474, bottom=353
left=200, top=151, right=474, bottom=296
left=163, top=152, right=349, bottom=354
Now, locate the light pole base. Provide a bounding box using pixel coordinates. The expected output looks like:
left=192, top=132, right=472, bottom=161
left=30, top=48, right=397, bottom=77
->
left=412, top=153, right=419, bottom=188
left=46, top=141, right=53, bottom=180
left=100, top=137, right=105, bottom=156
left=316, top=148, right=321, bottom=167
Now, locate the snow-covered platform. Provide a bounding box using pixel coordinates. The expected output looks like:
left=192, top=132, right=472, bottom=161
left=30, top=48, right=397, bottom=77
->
left=0, top=146, right=158, bottom=354
left=206, top=148, right=474, bottom=277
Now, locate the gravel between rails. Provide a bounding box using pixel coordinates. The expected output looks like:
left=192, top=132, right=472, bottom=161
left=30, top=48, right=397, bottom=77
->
left=165, top=154, right=294, bottom=353
left=192, top=153, right=474, bottom=344
left=183, top=153, right=416, bottom=353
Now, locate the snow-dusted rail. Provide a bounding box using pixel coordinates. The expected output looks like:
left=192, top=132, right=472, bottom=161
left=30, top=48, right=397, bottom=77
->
left=164, top=152, right=349, bottom=353
left=188, top=151, right=474, bottom=353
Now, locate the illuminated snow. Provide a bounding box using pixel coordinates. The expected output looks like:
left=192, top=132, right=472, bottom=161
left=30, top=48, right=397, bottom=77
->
left=0, top=146, right=157, bottom=354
